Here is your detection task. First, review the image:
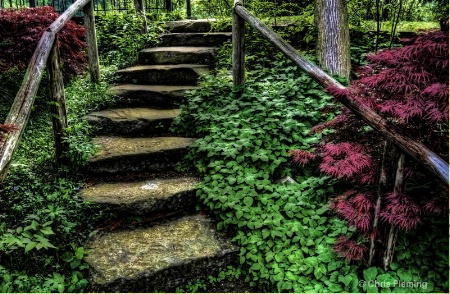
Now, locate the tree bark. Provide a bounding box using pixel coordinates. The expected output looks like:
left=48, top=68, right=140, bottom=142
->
left=314, top=0, right=351, bottom=81
left=134, top=0, right=148, bottom=34
left=46, top=36, right=69, bottom=164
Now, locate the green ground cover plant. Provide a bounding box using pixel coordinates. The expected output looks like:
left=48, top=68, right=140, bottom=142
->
left=173, top=31, right=448, bottom=292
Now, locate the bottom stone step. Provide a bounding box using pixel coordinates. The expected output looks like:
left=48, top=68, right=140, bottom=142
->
left=84, top=214, right=238, bottom=292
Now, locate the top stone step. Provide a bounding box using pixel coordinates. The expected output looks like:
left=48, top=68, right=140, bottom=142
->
left=164, top=19, right=231, bottom=33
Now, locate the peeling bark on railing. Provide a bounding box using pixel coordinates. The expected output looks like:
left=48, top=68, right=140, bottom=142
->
left=47, top=36, right=69, bottom=164
left=0, top=32, right=56, bottom=181
left=48, top=0, right=91, bottom=33
left=233, top=3, right=449, bottom=185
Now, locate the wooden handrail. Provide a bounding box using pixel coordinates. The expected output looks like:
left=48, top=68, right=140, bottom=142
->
left=232, top=1, right=449, bottom=185
left=0, top=0, right=100, bottom=181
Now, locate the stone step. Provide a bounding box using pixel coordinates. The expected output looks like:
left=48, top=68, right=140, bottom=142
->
left=115, top=64, right=209, bottom=86
left=109, top=84, right=196, bottom=109
left=164, top=19, right=231, bottom=33
left=84, top=214, right=238, bottom=292
left=87, top=136, right=194, bottom=174
left=161, top=32, right=232, bottom=47
left=80, top=177, right=199, bottom=215
left=139, top=47, right=215, bottom=65
left=86, top=108, right=180, bottom=136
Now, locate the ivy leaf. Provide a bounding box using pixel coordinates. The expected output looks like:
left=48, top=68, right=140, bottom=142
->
left=396, top=268, right=412, bottom=282
left=243, top=196, right=253, bottom=207
left=363, top=267, right=378, bottom=281
left=24, top=241, right=37, bottom=253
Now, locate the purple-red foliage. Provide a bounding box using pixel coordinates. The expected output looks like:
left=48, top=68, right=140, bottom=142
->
left=291, top=31, right=449, bottom=262
left=334, top=235, right=368, bottom=261
left=379, top=193, right=422, bottom=231
left=319, top=143, right=375, bottom=184
left=0, top=7, right=87, bottom=79
left=329, top=190, right=375, bottom=235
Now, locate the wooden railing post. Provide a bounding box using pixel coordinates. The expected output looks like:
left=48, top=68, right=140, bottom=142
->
left=186, top=0, right=191, bottom=19
left=232, top=0, right=245, bottom=91
left=46, top=35, right=69, bottom=164
left=83, top=0, right=100, bottom=83
left=383, top=152, right=405, bottom=270
left=369, top=140, right=398, bottom=265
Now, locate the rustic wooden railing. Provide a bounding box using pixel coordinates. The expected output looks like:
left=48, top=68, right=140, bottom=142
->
left=232, top=0, right=449, bottom=270
left=0, top=0, right=100, bottom=182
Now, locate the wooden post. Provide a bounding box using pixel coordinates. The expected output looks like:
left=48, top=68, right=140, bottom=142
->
left=383, top=152, right=405, bottom=270
left=46, top=36, right=69, bottom=164
left=369, top=140, right=398, bottom=265
left=186, top=0, right=191, bottom=19
left=84, top=0, right=100, bottom=83
left=232, top=0, right=245, bottom=90
left=134, top=0, right=148, bottom=34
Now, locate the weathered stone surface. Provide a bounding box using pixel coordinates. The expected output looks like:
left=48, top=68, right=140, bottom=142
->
left=139, top=46, right=215, bottom=65
left=86, top=108, right=180, bottom=136
left=164, top=19, right=218, bottom=33
left=85, top=214, right=239, bottom=292
left=87, top=136, right=194, bottom=174
left=80, top=177, right=199, bottom=214
left=108, top=84, right=196, bottom=109
left=115, top=64, right=209, bottom=86
left=161, top=32, right=232, bottom=47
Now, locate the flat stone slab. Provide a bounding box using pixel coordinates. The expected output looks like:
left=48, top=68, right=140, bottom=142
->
left=87, top=136, right=194, bottom=174
left=139, top=46, right=215, bottom=65
left=161, top=32, right=232, bottom=47
left=86, top=108, right=181, bottom=136
left=115, top=64, right=209, bottom=86
left=85, top=214, right=239, bottom=292
left=80, top=177, right=199, bottom=214
left=109, top=84, right=196, bottom=108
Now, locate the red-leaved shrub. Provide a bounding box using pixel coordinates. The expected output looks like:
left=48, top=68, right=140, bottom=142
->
left=0, top=6, right=87, bottom=79
left=291, top=31, right=449, bottom=262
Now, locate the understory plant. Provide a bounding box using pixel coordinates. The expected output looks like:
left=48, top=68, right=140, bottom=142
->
left=173, top=39, right=366, bottom=291
left=0, top=73, right=115, bottom=292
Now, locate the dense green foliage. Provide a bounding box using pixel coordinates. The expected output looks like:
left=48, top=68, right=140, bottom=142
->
left=0, top=10, right=161, bottom=292
left=0, top=73, right=115, bottom=292
left=172, top=30, right=448, bottom=292
left=96, top=10, right=161, bottom=69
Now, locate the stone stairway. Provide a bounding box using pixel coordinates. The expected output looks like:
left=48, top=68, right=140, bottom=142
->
left=79, top=20, right=236, bottom=292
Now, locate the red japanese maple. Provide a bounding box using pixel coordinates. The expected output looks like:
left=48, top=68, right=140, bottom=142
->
left=0, top=6, right=87, bottom=78
left=292, top=30, right=449, bottom=261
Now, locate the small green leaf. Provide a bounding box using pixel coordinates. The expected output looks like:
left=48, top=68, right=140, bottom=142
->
left=24, top=241, right=37, bottom=253
left=363, top=267, right=378, bottom=281
left=40, top=227, right=55, bottom=235
left=243, top=196, right=253, bottom=207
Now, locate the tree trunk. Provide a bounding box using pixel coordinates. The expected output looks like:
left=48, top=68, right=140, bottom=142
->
left=314, top=0, right=351, bottom=81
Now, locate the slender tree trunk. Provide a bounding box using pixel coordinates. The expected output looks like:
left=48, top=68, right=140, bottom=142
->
left=375, top=0, right=381, bottom=51
left=314, top=0, right=351, bottom=81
